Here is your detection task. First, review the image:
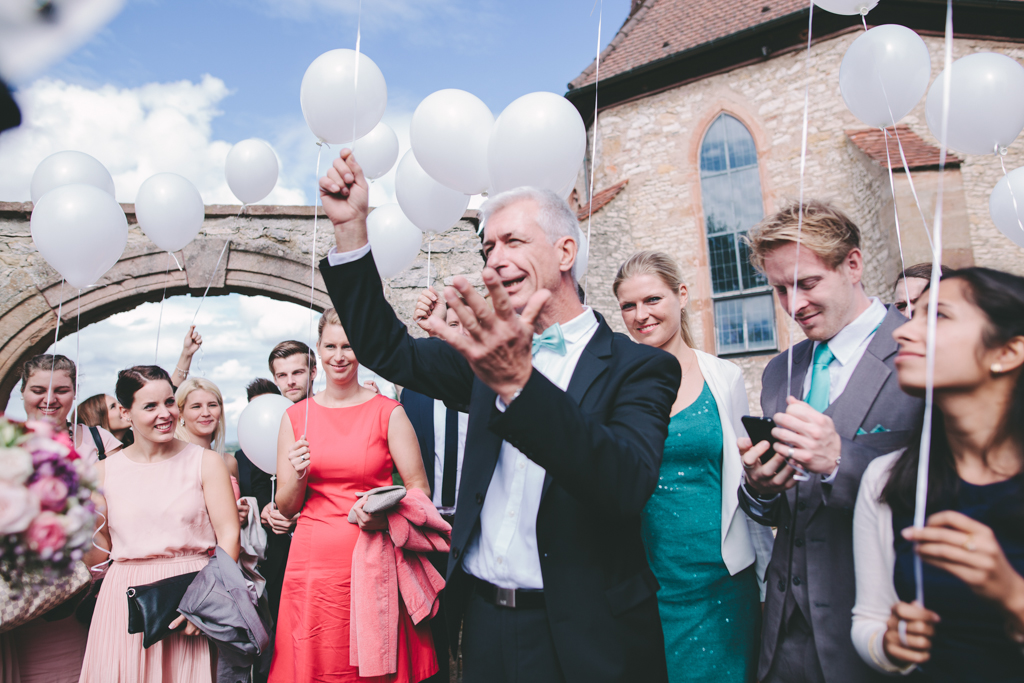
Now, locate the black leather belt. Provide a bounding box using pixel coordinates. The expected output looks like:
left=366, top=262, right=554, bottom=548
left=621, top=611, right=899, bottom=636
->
left=474, top=577, right=545, bottom=610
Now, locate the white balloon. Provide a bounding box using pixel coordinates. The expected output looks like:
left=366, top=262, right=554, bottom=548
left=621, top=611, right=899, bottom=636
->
left=813, top=0, right=879, bottom=15
left=410, top=89, right=494, bottom=195
left=989, top=166, right=1024, bottom=248
left=395, top=150, right=471, bottom=233
left=300, top=49, right=387, bottom=144
left=237, top=394, right=294, bottom=474
left=352, top=122, right=400, bottom=180
left=31, top=184, right=128, bottom=289
left=557, top=175, right=578, bottom=201
left=367, top=204, right=423, bottom=278
left=839, top=25, right=930, bottom=129
left=225, top=139, right=279, bottom=204
left=30, top=150, right=115, bottom=204
left=134, top=173, right=205, bottom=253
left=926, top=52, right=1024, bottom=156
left=488, top=92, right=587, bottom=196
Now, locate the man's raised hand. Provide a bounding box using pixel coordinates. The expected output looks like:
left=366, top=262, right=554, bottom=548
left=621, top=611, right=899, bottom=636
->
left=319, top=148, right=370, bottom=251
left=420, top=268, right=550, bottom=404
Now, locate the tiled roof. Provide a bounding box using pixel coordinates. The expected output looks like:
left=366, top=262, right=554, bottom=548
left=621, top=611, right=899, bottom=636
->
left=575, top=180, right=629, bottom=221
left=846, top=126, right=962, bottom=170
left=570, top=0, right=808, bottom=89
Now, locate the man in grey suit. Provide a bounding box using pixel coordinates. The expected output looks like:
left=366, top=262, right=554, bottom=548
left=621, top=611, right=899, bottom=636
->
left=737, top=200, right=925, bottom=683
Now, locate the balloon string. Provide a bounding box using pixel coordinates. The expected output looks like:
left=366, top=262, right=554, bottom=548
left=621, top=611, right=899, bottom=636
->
left=860, top=13, right=867, bottom=30
left=351, top=0, right=363, bottom=146
left=271, top=475, right=276, bottom=509
left=882, top=128, right=909, bottom=298
left=89, top=509, right=112, bottom=574
left=786, top=0, right=814, bottom=401
left=169, top=251, right=182, bottom=271
left=999, top=151, right=1024, bottom=237
left=237, top=204, right=247, bottom=219
left=891, top=126, right=934, bottom=250
left=190, top=241, right=230, bottom=328
left=914, top=0, right=953, bottom=609
left=155, top=252, right=172, bottom=363
left=583, top=0, right=602, bottom=307
left=73, top=291, right=82, bottom=450
left=304, top=142, right=327, bottom=440
left=46, top=278, right=66, bottom=409
left=426, top=234, right=432, bottom=289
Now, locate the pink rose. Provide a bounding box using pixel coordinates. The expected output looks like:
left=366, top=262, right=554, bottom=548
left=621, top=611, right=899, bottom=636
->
left=28, top=476, right=69, bottom=512
left=26, top=511, right=66, bottom=554
left=0, top=481, right=40, bottom=534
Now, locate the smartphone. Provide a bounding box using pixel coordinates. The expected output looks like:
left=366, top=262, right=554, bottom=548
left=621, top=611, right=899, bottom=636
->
left=741, top=416, right=781, bottom=465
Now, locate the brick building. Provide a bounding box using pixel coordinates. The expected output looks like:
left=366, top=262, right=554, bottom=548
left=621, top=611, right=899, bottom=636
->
left=564, top=0, right=1024, bottom=402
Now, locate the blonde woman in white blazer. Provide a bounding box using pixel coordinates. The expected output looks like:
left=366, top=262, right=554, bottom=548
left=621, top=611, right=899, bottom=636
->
left=614, top=251, right=774, bottom=683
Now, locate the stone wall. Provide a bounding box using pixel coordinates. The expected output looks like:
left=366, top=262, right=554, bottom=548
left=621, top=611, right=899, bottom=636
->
left=575, top=29, right=1024, bottom=407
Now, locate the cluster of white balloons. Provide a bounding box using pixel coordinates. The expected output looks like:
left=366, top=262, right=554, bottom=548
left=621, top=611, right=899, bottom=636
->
left=835, top=15, right=1024, bottom=250
left=299, top=49, right=588, bottom=279
left=30, top=151, right=127, bottom=289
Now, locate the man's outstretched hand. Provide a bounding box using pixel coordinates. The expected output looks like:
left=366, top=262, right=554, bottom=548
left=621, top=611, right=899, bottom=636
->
left=420, top=268, right=550, bottom=404
left=319, top=148, right=370, bottom=252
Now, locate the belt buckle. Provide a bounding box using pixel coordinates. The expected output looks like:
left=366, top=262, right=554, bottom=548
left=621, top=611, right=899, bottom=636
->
left=494, top=586, right=516, bottom=609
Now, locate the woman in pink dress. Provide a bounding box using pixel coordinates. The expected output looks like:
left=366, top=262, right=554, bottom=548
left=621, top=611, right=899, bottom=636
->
left=2, top=354, right=120, bottom=683
left=174, top=377, right=247, bottom=521
left=78, top=365, right=240, bottom=683
left=270, top=308, right=437, bottom=682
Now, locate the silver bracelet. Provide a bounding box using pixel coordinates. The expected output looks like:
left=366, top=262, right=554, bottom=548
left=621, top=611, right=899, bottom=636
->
left=175, top=365, right=189, bottom=376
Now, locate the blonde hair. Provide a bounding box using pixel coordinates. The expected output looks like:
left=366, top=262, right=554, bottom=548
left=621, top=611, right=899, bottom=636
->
left=174, top=377, right=226, bottom=453
left=746, top=200, right=861, bottom=272
left=317, top=307, right=343, bottom=345
left=612, top=250, right=695, bottom=348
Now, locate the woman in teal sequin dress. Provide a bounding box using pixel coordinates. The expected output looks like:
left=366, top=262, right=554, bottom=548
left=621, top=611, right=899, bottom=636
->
left=614, top=252, right=774, bottom=683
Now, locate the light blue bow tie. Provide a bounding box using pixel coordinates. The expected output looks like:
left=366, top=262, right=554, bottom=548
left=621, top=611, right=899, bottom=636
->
left=532, top=324, right=566, bottom=356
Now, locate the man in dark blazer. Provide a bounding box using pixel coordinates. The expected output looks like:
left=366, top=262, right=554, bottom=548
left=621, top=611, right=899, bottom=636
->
left=737, top=200, right=925, bottom=683
left=316, top=149, right=678, bottom=683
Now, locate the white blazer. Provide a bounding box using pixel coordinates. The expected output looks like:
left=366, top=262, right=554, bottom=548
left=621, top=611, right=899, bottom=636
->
left=694, top=349, right=775, bottom=600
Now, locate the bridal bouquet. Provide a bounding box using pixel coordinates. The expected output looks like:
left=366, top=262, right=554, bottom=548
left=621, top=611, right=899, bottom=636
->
left=0, top=417, right=100, bottom=631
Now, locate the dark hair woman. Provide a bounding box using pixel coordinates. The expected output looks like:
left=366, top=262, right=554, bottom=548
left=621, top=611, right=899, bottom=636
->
left=77, top=393, right=134, bottom=452
left=78, top=365, right=240, bottom=683
left=851, top=267, right=1024, bottom=682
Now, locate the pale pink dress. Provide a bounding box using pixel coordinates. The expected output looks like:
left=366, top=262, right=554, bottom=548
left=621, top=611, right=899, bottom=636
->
left=78, top=443, right=216, bottom=683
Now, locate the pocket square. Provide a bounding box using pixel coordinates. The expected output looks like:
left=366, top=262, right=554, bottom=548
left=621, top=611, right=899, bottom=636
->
left=856, top=427, right=868, bottom=436
left=870, top=424, right=890, bottom=434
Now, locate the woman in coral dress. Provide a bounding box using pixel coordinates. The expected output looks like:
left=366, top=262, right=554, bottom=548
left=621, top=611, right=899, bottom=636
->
left=79, top=365, right=241, bottom=683
left=270, top=308, right=436, bottom=683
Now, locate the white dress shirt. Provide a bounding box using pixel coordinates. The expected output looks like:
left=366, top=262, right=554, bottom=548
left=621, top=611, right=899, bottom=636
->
left=461, top=307, right=600, bottom=590
left=743, top=297, right=888, bottom=509
left=432, top=398, right=468, bottom=508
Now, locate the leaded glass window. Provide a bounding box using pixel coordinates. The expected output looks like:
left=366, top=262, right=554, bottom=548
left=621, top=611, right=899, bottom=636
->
left=699, top=114, right=777, bottom=355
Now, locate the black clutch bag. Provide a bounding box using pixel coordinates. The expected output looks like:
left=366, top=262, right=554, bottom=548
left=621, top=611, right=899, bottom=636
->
left=126, top=571, right=199, bottom=649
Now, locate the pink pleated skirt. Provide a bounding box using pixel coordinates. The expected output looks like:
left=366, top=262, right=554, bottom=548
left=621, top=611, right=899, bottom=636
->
left=78, top=555, right=213, bottom=683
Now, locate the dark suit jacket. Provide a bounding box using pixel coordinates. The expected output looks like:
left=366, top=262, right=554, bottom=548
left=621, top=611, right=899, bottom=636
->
left=739, top=305, right=924, bottom=683
left=402, top=388, right=437, bottom=487
left=321, top=253, right=680, bottom=683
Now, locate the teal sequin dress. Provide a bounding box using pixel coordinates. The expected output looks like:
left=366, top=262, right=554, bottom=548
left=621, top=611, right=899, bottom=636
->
left=642, top=381, right=761, bottom=683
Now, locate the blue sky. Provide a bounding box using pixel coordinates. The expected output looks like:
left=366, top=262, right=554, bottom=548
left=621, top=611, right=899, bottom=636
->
left=1, top=0, right=630, bottom=440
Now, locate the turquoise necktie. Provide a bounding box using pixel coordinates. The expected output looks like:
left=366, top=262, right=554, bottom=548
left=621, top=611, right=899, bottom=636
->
left=805, top=342, right=835, bottom=412
left=532, top=324, right=567, bottom=356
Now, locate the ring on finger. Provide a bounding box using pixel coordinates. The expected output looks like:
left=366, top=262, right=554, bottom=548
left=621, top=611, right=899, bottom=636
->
left=898, top=619, right=909, bottom=647
left=787, top=446, right=795, bottom=459
left=742, top=461, right=755, bottom=470
left=963, top=534, right=976, bottom=552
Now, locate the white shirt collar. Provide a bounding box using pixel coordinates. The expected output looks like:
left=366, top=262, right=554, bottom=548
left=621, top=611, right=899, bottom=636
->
left=820, top=297, right=887, bottom=367
left=551, top=306, right=598, bottom=346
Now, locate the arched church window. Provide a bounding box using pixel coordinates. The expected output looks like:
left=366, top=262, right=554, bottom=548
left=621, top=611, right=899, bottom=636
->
left=699, top=113, right=777, bottom=355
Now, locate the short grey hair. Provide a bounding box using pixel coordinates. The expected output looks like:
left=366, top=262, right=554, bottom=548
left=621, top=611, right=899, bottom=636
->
left=479, top=187, right=584, bottom=282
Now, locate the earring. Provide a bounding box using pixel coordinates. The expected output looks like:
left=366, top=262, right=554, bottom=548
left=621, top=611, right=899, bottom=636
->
left=992, top=363, right=1004, bottom=374
left=180, top=418, right=185, bottom=427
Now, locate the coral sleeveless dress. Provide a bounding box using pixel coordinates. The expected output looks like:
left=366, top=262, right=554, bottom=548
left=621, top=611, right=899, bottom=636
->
left=268, top=395, right=437, bottom=683
left=79, top=443, right=216, bottom=683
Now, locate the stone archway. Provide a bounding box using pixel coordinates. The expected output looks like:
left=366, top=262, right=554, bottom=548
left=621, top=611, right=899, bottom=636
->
left=0, top=202, right=482, bottom=412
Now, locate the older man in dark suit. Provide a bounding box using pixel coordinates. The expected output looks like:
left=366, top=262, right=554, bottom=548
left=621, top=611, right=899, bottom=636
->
left=315, top=149, right=678, bottom=683
left=737, top=200, right=925, bottom=683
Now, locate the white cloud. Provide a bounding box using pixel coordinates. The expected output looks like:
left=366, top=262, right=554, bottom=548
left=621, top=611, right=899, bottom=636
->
left=210, top=359, right=254, bottom=383
left=0, top=75, right=307, bottom=205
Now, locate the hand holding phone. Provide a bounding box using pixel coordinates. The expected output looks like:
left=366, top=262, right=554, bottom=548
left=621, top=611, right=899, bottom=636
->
left=741, top=416, right=780, bottom=464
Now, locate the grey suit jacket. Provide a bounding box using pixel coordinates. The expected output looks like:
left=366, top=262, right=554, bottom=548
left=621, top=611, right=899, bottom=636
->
left=739, top=305, right=924, bottom=683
